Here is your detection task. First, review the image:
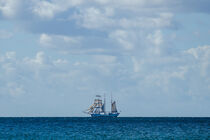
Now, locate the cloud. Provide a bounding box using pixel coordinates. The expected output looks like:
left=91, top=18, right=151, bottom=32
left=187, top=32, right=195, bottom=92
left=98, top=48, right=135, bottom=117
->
left=1, top=0, right=176, bottom=35
left=132, top=57, right=145, bottom=73
left=72, top=5, right=174, bottom=31
left=0, top=42, right=210, bottom=115
left=39, top=34, right=53, bottom=47
left=33, top=1, right=61, bottom=19
left=130, top=45, right=210, bottom=99
left=73, top=7, right=115, bottom=30
left=7, top=82, right=25, bottom=97
left=39, top=33, right=131, bottom=55
left=24, top=51, right=47, bottom=65
left=29, top=1, right=175, bottom=57
left=0, top=0, right=20, bottom=18
left=119, top=13, right=174, bottom=29
left=147, top=30, right=163, bottom=55
left=185, top=45, right=210, bottom=59
left=1, top=0, right=210, bottom=20
left=53, top=59, right=68, bottom=66
left=0, top=29, right=13, bottom=39
left=33, top=0, right=84, bottom=19
left=0, top=0, right=179, bottom=58
left=0, top=51, right=56, bottom=98
left=147, top=30, right=163, bottom=46
left=109, top=30, right=135, bottom=50
left=0, top=51, right=120, bottom=97
left=5, top=52, right=16, bottom=59
left=185, top=45, right=210, bottom=76
left=39, top=33, right=82, bottom=53
left=91, top=55, right=116, bottom=64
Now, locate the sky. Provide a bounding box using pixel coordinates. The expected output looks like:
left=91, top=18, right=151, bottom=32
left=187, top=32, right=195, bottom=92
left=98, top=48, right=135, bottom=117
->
left=0, top=0, right=210, bottom=117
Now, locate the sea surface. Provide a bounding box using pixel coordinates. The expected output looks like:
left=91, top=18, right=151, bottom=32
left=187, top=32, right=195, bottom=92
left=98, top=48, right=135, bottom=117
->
left=0, top=117, right=209, bottom=139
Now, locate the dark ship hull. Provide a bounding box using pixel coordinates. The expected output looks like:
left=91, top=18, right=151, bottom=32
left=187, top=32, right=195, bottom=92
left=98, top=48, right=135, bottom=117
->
left=91, top=113, right=120, bottom=118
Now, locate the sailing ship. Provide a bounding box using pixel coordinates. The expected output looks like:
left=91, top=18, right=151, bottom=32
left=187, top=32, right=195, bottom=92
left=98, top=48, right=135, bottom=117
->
left=84, top=95, right=120, bottom=117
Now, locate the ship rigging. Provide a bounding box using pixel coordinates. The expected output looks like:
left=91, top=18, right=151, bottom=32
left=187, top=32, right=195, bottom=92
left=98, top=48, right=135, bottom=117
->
left=84, top=94, right=120, bottom=117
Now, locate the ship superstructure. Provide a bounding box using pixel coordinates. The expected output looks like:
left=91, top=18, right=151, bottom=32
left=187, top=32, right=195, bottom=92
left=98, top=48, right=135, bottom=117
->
left=84, top=95, right=120, bottom=117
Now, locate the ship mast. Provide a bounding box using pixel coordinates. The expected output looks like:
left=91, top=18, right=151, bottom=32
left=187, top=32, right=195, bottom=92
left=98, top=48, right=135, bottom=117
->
left=111, top=92, right=112, bottom=104
left=104, top=93, right=106, bottom=114
left=110, top=92, right=112, bottom=113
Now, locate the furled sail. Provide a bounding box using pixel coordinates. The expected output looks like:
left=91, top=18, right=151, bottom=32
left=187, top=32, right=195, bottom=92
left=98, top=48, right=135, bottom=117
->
left=111, top=101, right=117, bottom=113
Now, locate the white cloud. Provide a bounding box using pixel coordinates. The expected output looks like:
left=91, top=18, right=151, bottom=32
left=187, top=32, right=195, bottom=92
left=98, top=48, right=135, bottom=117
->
left=33, top=1, right=61, bottom=19
left=53, top=59, right=68, bottom=65
left=7, top=82, right=25, bottom=97
left=1, top=0, right=175, bottom=57
left=39, top=33, right=81, bottom=53
left=185, top=45, right=210, bottom=59
left=119, top=13, right=173, bottom=29
left=93, top=0, right=167, bottom=10
left=33, top=51, right=46, bottom=65
left=2, top=63, right=16, bottom=75
left=147, top=30, right=163, bottom=47
left=0, top=42, right=210, bottom=116
left=33, top=0, right=84, bottom=18
left=73, top=6, right=174, bottom=31
left=147, top=30, right=164, bottom=55
left=39, top=34, right=52, bottom=47
left=0, top=29, right=13, bottom=39
left=185, top=45, right=210, bottom=76
left=92, top=55, right=116, bottom=64
left=170, top=66, right=188, bottom=80
left=109, top=30, right=135, bottom=50
left=5, top=51, right=16, bottom=60
left=24, top=52, right=47, bottom=65
left=132, top=57, right=145, bottom=73
left=0, top=0, right=20, bottom=18
left=130, top=45, right=210, bottom=99
left=73, top=7, right=115, bottom=30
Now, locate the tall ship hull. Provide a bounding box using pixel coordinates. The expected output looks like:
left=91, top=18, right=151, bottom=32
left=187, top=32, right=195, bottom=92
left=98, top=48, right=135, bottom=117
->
left=84, top=94, right=120, bottom=118
left=91, top=113, right=120, bottom=118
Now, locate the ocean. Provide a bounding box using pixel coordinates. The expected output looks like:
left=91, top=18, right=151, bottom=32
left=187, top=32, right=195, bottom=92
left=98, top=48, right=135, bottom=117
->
left=0, top=117, right=209, bottom=139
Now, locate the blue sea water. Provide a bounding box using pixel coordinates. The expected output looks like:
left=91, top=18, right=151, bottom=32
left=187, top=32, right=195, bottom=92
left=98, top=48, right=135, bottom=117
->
left=0, top=117, right=209, bottom=139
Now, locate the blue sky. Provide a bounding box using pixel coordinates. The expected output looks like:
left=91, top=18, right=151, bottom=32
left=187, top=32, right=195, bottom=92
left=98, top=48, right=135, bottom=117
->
left=0, top=0, right=210, bottom=117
